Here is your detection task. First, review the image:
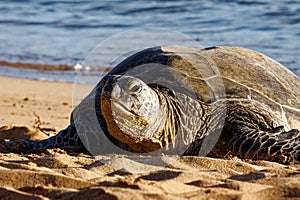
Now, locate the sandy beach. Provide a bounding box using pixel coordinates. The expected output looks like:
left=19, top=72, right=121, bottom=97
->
left=0, top=76, right=299, bottom=200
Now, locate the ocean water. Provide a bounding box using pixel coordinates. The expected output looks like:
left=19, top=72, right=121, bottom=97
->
left=0, top=0, right=299, bottom=83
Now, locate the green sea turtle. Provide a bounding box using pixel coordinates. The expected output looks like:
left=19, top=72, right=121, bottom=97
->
left=3, top=46, right=300, bottom=164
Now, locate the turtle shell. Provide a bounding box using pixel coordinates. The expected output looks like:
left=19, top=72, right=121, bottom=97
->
left=100, top=46, right=300, bottom=130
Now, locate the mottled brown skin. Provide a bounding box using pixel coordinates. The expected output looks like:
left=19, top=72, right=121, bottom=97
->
left=4, top=46, right=300, bottom=164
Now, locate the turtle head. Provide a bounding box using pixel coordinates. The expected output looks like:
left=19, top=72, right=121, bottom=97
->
left=101, top=75, right=167, bottom=152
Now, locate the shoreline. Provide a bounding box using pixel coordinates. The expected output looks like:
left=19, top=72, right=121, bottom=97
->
left=0, top=60, right=111, bottom=72
left=0, top=64, right=111, bottom=85
left=0, top=61, right=74, bottom=71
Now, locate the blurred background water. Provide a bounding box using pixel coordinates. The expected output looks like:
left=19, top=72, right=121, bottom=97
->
left=0, top=0, right=299, bottom=82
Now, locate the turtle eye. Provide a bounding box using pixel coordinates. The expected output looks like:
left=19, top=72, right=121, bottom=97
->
left=129, top=85, right=142, bottom=96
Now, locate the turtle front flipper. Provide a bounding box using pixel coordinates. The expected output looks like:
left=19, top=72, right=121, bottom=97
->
left=4, top=123, right=83, bottom=154
left=227, top=125, right=299, bottom=164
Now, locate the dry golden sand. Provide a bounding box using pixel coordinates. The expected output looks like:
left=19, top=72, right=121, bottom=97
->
left=0, top=76, right=299, bottom=200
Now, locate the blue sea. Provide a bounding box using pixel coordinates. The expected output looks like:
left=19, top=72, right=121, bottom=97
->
left=0, top=0, right=299, bottom=83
